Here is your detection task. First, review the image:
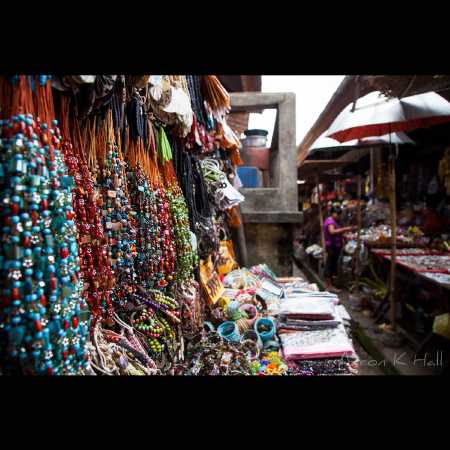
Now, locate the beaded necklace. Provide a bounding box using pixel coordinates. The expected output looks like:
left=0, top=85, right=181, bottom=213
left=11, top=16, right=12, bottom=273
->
left=186, top=75, right=210, bottom=130
left=57, top=95, right=113, bottom=327
left=131, top=289, right=179, bottom=356
left=96, top=111, right=138, bottom=309
left=157, top=126, right=198, bottom=286
left=127, top=166, right=165, bottom=290
left=0, top=76, right=90, bottom=375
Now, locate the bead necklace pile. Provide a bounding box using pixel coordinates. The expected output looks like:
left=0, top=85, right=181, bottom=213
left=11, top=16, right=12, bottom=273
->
left=85, top=319, right=159, bottom=375
left=157, top=126, right=198, bottom=285
left=131, top=289, right=180, bottom=356
left=58, top=99, right=113, bottom=326
left=0, top=79, right=90, bottom=375
left=97, top=116, right=138, bottom=309
left=0, top=74, right=242, bottom=375
left=127, top=167, right=166, bottom=289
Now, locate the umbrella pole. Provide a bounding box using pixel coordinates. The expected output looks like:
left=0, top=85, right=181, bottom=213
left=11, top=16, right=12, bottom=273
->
left=388, top=145, right=397, bottom=331
left=234, top=205, right=248, bottom=267
left=354, top=174, right=362, bottom=294
left=316, top=173, right=327, bottom=270
left=370, top=147, right=375, bottom=196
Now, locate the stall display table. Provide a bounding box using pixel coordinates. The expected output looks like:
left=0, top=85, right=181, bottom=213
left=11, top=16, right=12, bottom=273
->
left=371, top=248, right=450, bottom=289
left=370, top=247, right=450, bottom=352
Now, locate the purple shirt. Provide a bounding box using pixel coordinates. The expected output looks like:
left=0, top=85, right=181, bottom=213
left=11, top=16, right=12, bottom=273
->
left=324, top=216, right=342, bottom=249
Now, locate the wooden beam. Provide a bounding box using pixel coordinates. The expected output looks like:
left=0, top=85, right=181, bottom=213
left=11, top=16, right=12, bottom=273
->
left=388, top=145, right=398, bottom=330
left=316, top=173, right=326, bottom=259
left=354, top=175, right=362, bottom=294
left=230, top=92, right=286, bottom=110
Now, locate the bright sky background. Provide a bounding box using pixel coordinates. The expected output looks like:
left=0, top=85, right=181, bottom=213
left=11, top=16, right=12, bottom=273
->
left=247, top=75, right=345, bottom=146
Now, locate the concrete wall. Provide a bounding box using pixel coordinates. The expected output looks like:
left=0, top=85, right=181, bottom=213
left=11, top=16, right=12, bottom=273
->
left=244, top=223, right=294, bottom=276
left=229, top=92, right=301, bottom=277
left=230, top=92, right=300, bottom=219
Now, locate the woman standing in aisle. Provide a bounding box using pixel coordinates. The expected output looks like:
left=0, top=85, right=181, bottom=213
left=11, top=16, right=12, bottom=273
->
left=323, top=206, right=354, bottom=292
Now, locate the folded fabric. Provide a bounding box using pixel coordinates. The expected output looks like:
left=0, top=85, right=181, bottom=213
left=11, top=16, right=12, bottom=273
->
left=284, top=293, right=340, bottom=309
left=278, top=318, right=340, bottom=331
left=280, top=328, right=356, bottom=361
left=279, top=297, right=336, bottom=320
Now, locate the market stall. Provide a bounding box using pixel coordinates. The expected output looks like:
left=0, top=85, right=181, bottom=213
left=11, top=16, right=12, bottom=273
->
left=0, top=75, right=363, bottom=376
left=0, top=75, right=245, bottom=375
left=340, top=148, right=450, bottom=344
left=178, top=263, right=359, bottom=376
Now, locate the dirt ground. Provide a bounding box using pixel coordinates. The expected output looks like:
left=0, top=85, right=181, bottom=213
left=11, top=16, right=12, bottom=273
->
left=352, top=336, right=384, bottom=375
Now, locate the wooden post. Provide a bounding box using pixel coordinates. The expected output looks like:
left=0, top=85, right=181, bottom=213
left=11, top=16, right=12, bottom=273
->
left=354, top=174, right=362, bottom=293
left=388, top=146, right=397, bottom=330
left=316, top=173, right=326, bottom=270
left=370, top=147, right=375, bottom=196
left=233, top=206, right=248, bottom=267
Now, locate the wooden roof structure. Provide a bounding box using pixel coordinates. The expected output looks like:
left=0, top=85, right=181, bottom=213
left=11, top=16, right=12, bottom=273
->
left=298, top=160, right=349, bottom=180
left=298, top=172, right=348, bottom=185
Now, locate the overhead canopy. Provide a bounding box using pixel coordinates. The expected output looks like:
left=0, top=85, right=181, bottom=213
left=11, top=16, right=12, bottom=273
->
left=327, top=91, right=450, bottom=143
left=297, top=75, right=450, bottom=165
left=364, top=75, right=450, bottom=100
left=308, top=131, right=415, bottom=157
left=337, top=147, right=371, bottom=163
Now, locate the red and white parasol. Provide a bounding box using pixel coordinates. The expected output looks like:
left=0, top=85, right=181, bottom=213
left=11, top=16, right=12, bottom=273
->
left=327, top=91, right=450, bottom=143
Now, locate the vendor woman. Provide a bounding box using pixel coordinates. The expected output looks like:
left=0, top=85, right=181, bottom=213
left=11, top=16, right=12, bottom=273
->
left=323, top=206, right=354, bottom=292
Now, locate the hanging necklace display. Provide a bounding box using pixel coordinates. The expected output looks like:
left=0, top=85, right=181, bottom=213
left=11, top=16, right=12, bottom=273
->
left=126, top=128, right=163, bottom=289
left=157, top=126, right=198, bottom=284
left=127, top=165, right=163, bottom=289
left=185, top=76, right=215, bottom=153
left=0, top=76, right=90, bottom=375
left=57, top=97, right=114, bottom=327
left=157, top=126, right=203, bottom=336
left=147, top=122, right=176, bottom=289
left=95, top=110, right=138, bottom=310
left=186, top=75, right=210, bottom=130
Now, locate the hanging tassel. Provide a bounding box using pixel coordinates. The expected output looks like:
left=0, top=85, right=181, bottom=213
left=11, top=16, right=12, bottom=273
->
left=0, top=75, right=13, bottom=118
left=10, top=75, right=35, bottom=117
left=34, top=77, right=55, bottom=125
left=201, top=75, right=230, bottom=112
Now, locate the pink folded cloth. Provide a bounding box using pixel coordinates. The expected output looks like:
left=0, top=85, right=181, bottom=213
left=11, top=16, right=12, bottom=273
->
left=280, top=329, right=356, bottom=361
left=279, top=297, right=336, bottom=320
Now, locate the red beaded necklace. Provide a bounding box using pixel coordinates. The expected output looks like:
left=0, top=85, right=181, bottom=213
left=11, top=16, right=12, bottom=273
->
left=56, top=95, right=114, bottom=328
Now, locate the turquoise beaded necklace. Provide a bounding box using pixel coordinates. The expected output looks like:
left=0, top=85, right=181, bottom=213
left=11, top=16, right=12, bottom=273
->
left=0, top=109, right=90, bottom=375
